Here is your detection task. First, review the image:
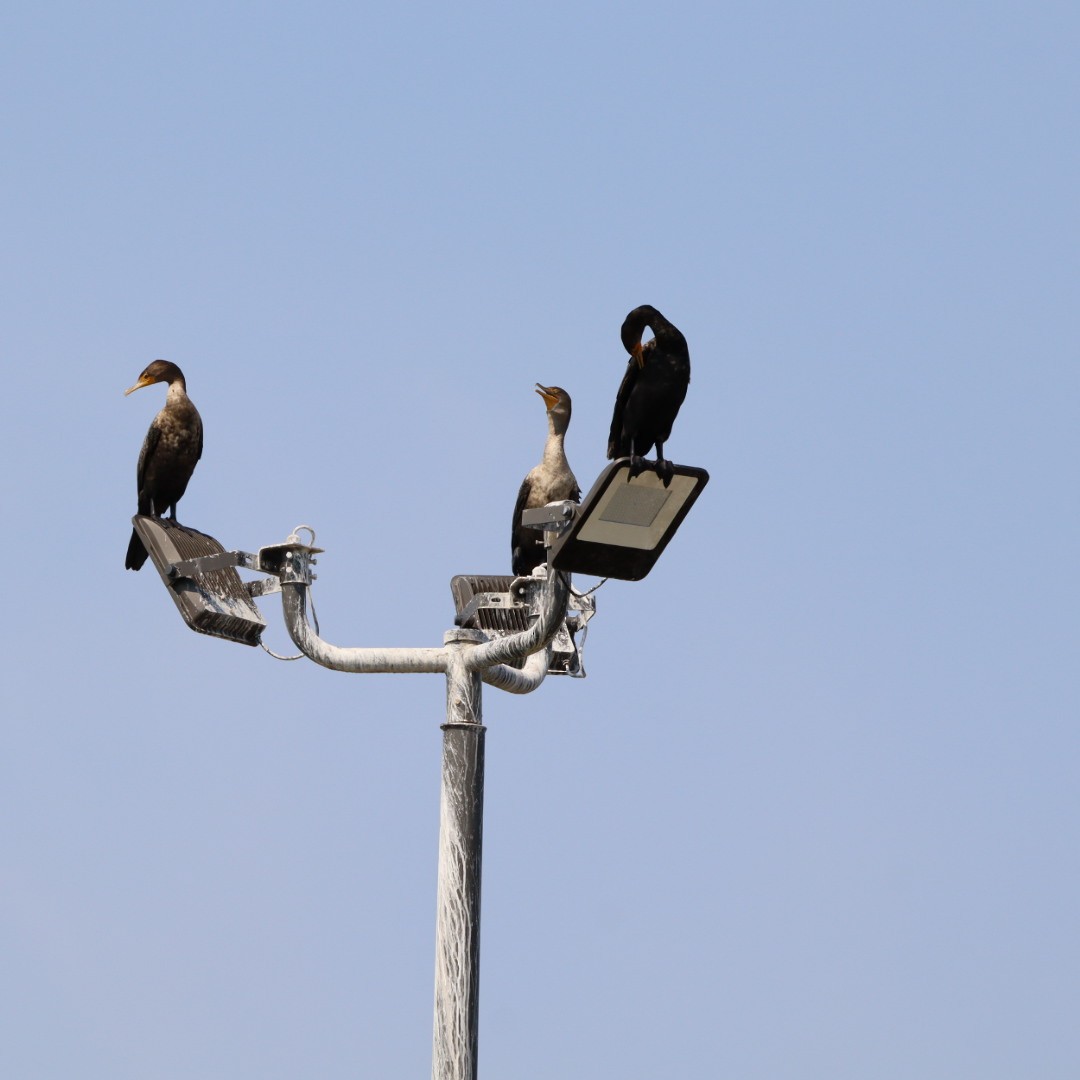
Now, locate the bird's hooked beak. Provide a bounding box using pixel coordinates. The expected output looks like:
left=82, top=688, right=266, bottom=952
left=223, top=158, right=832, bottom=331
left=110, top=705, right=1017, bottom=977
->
left=535, top=383, right=560, bottom=409
left=124, top=372, right=157, bottom=396
left=631, top=341, right=645, bottom=369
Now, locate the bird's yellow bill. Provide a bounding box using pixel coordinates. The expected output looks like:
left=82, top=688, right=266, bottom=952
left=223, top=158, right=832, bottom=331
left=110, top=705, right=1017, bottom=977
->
left=535, top=384, right=559, bottom=408
left=124, top=373, right=155, bottom=396
left=631, top=342, right=645, bottom=369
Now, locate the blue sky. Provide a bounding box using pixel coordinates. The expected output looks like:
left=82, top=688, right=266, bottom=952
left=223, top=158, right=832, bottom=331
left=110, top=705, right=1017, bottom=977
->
left=2, top=2, right=1078, bottom=1077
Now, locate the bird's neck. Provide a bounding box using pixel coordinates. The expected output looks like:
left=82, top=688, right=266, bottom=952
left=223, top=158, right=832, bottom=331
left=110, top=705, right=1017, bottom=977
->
left=165, top=379, right=189, bottom=406
left=543, top=428, right=569, bottom=469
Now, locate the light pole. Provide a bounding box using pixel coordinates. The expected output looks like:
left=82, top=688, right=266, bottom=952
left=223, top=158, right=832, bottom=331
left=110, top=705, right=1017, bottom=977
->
left=129, top=457, right=707, bottom=1080
left=279, top=539, right=572, bottom=1080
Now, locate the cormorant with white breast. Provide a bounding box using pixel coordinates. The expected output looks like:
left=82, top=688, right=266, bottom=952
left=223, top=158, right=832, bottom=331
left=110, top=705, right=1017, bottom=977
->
left=511, top=385, right=580, bottom=576
left=607, top=305, right=690, bottom=486
left=124, top=360, right=203, bottom=571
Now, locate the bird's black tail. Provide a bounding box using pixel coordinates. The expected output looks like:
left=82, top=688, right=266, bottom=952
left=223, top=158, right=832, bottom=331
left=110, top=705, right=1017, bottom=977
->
left=125, top=527, right=148, bottom=571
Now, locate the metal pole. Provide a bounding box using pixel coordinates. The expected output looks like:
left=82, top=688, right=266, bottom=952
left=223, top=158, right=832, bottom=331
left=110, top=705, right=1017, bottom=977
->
left=273, top=550, right=574, bottom=1077
left=433, top=629, right=486, bottom=1080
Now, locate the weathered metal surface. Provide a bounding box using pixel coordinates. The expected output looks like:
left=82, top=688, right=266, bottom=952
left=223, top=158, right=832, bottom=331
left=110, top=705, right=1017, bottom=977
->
left=244, top=577, right=281, bottom=599
left=465, top=569, right=569, bottom=672
left=278, top=557, right=572, bottom=683
left=432, top=633, right=485, bottom=1080
left=133, top=516, right=265, bottom=646
left=257, top=540, right=323, bottom=580
left=479, top=643, right=551, bottom=694
left=451, top=578, right=530, bottom=635
left=280, top=582, right=449, bottom=674
left=451, top=571, right=595, bottom=679
left=556, top=585, right=598, bottom=678
left=168, top=550, right=258, bottom=577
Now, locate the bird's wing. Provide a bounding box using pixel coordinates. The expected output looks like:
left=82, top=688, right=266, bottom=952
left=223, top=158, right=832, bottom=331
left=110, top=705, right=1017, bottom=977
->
left=510, top=474, right=538, bottom=573
left=136, top=422, right=161, bottom=493
left=607, top=359, right=638, bottom=458
left=511, top=475, right=532, bottom=546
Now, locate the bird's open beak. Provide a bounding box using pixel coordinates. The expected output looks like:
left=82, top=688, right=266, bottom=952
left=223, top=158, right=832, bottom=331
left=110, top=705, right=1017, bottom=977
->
left=535, top=383, right=559, bottom=409
left=631, top=342, right=645, bottom=369
left=124, top=374, right=155, bottom=396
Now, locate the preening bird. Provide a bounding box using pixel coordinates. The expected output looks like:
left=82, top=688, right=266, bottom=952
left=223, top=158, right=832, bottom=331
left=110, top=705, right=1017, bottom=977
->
left=124, top=360, right=203, bottom=571
left=607, top=305, right=690, bottom=485
left=511, top=385, right=580, bottom=576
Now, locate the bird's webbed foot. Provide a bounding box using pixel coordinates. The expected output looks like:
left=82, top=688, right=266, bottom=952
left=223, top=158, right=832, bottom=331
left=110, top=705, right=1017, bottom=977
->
left=627, top=454, right=646, bottom=479
left=655, top=457, right=674, bottom=488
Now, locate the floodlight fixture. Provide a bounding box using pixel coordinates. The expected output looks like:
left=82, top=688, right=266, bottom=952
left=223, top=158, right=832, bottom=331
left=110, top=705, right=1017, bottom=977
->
left=547, top=458, right=710, bottom=580
left=131, top=516, right=267, bottom=645
left=450, top=573, right=595, bottom=677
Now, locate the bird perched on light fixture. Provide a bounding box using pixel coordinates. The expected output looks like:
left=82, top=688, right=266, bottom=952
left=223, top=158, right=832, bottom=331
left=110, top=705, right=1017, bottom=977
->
left=124, top=360, right=203, bottom=571
left=511, top=384, right=580, bottom=576
left=607, top=305, right=690, bottom=486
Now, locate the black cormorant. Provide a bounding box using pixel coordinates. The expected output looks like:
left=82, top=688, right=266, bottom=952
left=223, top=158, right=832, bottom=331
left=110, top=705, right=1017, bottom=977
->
left=124, top=360, right=203, bottom=571
left=607, top=305, right=690, bottom=485
left=511, top=385, right=580, bottom=576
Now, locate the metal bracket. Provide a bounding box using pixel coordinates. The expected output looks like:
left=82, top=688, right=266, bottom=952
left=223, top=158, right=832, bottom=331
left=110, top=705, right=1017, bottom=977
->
left=164, top=526, right=324, bottom=601
left=520, top=500, right=577, bottom=529
left=168, top=550, right=259, bottom=578
left=549, top=584, right=597, bottom=678
left=245, top=577, right=282, bottom=598
left=254, top=525, right=323, bottom=584
left=521, top=500, right=579, bottom=563
left=521, top=500, right=577, bottom=533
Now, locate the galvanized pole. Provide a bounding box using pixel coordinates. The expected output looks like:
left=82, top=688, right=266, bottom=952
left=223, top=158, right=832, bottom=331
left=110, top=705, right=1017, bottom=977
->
left=277, top=552, right=572, bottom=1079
left=433, top=629, right=486, bottom=1080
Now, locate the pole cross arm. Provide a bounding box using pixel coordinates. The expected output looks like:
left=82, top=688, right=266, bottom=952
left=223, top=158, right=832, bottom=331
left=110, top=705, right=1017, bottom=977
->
left=276, top=541, right=569, bottom=688
left=281, top=581, right=450, bottom=674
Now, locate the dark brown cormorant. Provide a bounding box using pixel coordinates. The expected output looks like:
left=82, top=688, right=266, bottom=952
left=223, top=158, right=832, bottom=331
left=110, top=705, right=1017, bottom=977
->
left=511, top=385, right=580, bottom=576
left=124, top=360, right=203, bottom=571
left=607, top=305, right=690, bottom=485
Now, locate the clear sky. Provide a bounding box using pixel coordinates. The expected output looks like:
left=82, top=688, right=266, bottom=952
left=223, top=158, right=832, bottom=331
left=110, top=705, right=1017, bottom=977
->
left=3, top=2, right=1078, bottom=1077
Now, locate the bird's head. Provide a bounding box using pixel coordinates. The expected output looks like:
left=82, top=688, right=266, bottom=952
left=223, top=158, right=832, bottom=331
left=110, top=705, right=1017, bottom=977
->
left=125, top=359, right=184, bottom=396
left=621, top=307, right=658, bottom=369
left=535, top=384, right=572, bottom=425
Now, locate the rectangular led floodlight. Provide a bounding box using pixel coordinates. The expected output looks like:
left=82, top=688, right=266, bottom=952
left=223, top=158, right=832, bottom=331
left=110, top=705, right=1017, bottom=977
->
left=132, top=516, right=266, bottom=646
left=549, top=459, right=709, bottom=580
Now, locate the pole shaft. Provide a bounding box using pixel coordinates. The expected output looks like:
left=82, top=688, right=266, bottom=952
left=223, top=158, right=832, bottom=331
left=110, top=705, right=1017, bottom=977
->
left=432, top=634, right=485, bottom=1080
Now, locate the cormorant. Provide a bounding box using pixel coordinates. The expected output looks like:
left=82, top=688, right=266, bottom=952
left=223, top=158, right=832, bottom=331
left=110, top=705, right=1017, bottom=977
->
left=124, top=360, right=203, bottom=571
left=607, top=305, right=690, bottom=485
left=511, top=385, right=580, bottom=576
